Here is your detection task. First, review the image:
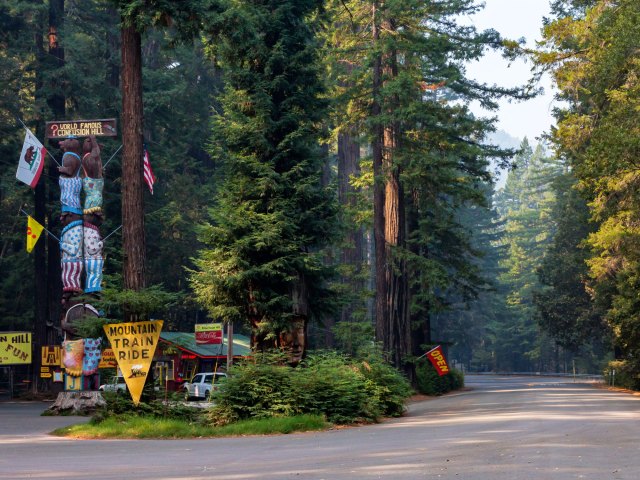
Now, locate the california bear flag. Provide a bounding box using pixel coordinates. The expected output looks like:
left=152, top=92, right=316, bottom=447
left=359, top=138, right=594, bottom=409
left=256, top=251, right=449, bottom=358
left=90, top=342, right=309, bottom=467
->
left=16, top=128, right=46, bottom=188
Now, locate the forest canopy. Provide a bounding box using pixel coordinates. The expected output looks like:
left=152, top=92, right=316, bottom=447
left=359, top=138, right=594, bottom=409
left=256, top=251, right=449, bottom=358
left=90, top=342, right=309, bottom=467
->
left=1, top=0, right=631, bottom=385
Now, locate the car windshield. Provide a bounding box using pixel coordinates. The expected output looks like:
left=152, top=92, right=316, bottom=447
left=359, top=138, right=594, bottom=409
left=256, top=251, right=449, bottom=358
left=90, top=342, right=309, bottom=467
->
left=191, top=374, right=203, bottom=383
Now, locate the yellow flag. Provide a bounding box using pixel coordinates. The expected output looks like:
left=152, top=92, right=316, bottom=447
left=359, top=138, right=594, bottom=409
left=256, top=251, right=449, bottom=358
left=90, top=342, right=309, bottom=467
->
left=26, top=216, right=44, bottom=253
left=103, top=320, right=163, bottom=405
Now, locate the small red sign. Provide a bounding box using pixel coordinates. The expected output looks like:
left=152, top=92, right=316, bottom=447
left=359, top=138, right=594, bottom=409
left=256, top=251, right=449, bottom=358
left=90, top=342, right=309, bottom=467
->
left=426, top=345, right=450, bottom=376
left=194, top=323, right=223, bottom=345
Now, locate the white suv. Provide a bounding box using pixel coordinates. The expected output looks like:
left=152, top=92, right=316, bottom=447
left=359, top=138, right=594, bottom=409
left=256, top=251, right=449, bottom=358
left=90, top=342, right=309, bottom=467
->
left=99, top=376, right=127, bottom=393
left=182, top=372, right=227, bottom=400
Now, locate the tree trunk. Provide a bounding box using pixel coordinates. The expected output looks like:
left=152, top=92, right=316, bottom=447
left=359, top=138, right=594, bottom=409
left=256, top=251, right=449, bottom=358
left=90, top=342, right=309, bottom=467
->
left=46, top=0, right=63, bottom=348
left=33, top=0, right=65, bottom=394
left=338, top=131, right=364, bottom=326
left=372, top=10, right=411, bottom=373
left=383, top=119, right=410, bottom=373
left=120, top=24, right=146, bottom=308
left=33, top=81, right=47, bottom=396
left=48, top=391, right=106, bottom=415
left=372, top=1, right=388, bottom=349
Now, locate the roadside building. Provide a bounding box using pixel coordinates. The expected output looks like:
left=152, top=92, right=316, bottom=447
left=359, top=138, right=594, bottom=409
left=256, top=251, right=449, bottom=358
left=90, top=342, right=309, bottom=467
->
left=154, top=332, right=251, bottom=391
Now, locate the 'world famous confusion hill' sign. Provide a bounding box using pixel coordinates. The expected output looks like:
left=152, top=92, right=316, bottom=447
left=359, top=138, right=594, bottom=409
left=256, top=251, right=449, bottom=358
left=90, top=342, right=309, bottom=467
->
left=46, top=119, right=117, bottom=139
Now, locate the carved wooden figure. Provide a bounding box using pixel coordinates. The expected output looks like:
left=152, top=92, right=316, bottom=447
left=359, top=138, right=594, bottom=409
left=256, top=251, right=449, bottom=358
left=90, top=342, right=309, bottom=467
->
left=81, top=135, right=104, bottom=221
left=60, top=219, right=83, bottom=305
left=58, top=137, right=83, bottom=217
left=83, top=221, right=104, bottom=294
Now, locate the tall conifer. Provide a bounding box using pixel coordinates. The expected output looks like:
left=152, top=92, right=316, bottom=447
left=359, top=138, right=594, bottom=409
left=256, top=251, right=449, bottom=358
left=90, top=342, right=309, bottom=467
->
left=191, top=0, right=338, bottom=361
left=326, top=0, right=532, bottom=374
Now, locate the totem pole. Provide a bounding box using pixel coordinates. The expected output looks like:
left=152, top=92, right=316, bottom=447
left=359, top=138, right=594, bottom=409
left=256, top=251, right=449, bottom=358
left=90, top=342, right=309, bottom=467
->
left=81, top=135, right=105, bottom=297
left=58, top=134, right=104, bottom=391
left=58, top=137, right=83, bottom=308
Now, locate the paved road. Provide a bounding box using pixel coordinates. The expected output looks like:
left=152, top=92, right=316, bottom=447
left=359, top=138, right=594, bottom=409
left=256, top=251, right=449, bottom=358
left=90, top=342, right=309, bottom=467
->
left=1, top=375, right=639, bottom=479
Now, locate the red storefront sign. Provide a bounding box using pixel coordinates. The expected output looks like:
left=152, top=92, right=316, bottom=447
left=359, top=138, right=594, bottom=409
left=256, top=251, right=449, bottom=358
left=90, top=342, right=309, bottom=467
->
left=195, top=323, right=223, bottom=345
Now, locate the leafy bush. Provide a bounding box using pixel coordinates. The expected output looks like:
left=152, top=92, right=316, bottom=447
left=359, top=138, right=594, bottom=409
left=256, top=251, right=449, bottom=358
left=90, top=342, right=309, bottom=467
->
left=209, top=358, right=297, bottom=422
left=415, top=362, right=464, bottom=396
left=290, top=352, right=372, bottom=423
left=357, top=353, right=413, bottom=418
left=605, top=360, right=640, bottom=390
left=208, top=350, right=412, bottom=426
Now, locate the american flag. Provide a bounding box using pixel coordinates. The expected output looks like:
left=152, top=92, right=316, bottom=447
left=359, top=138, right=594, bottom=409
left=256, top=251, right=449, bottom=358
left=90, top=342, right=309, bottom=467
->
left=143, top=146, right=156, bottom=195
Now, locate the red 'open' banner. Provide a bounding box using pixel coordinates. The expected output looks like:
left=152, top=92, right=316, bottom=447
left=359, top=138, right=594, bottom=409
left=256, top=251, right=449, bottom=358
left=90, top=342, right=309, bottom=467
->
left=426, top=345, right=450, bottom=376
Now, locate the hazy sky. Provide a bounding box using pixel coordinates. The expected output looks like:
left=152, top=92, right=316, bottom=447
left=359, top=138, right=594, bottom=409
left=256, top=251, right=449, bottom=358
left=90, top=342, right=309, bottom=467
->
left=462, top=0, right=556, bottom=142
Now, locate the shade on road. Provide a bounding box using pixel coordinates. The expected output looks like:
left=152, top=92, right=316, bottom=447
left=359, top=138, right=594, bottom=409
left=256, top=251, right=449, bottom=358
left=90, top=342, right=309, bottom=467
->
left=0, top=375, right=638, bottom=479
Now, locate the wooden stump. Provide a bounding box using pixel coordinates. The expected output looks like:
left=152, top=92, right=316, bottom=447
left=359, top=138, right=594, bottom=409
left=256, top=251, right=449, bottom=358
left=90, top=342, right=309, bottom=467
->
left=48, top=391, right=106, bottom=415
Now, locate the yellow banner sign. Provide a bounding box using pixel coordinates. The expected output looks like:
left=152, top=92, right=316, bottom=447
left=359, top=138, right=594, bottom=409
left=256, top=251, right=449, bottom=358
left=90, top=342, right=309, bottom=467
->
left=98, top=348, right=117, bottom=368
left=103, top=321, right=163, bottom=405
left=0, top=332, right=32, bottom=365
left=42, top=345, right=61, bottom=366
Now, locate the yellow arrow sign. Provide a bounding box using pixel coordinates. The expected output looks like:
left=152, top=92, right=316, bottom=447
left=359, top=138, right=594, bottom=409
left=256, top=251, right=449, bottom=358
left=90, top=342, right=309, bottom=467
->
left=103, top=320, right=163, bottom=405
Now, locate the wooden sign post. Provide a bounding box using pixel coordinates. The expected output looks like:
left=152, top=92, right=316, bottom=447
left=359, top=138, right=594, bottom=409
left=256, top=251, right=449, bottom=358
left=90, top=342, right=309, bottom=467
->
left=45, top=119, right=118, bottom=138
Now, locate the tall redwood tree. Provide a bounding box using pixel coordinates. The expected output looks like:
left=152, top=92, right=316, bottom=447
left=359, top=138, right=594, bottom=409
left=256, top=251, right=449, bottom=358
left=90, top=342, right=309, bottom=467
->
left=120, top=23, right=146, bottom=304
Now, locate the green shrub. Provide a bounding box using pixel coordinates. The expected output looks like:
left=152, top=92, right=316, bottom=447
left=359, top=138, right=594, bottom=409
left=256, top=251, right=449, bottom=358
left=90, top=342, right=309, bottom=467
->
left=415, top=362, right=464, bottom=396
left=293, top=352, right=381, bottom=423
left=211, top=360, right=297, bottom=421
left=605, top=360, right=640, bottom=390
left=208, top=350, right=413, bottom=425
left=357, top=354, right=413, bottom=418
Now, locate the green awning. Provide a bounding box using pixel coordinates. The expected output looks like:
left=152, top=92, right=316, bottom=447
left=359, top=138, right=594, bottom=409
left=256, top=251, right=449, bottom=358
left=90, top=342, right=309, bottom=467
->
left=160, top=332, right=251, bottom=358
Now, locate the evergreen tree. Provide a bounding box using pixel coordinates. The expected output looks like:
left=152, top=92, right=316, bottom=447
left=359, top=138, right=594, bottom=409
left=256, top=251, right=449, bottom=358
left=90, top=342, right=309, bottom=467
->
left=191, top=0, right=338, bottom=362
left=325, top=0, right=532, bottom=374
left=534, top=170, right=609, bottom=369
left=538, top=0, right=640, bottom=379
left=1, top=2, right=222, bottom=332
left=492, top=140, right=564, bottom=371
left=435, top=183, right=505, bottom=371
left=0, top=1, right=44, bottom=331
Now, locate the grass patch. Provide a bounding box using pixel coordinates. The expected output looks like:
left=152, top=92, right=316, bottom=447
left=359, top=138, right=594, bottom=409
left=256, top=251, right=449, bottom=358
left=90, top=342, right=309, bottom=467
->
left=52, top=413, right=329, bottom=439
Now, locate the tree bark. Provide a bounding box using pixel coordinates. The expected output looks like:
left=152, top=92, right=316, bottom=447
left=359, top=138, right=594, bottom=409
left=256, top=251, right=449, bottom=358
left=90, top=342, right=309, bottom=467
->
left=46, top=0, right=63, bottom=348
left=372, top=11, right=411, bottom=375
left=33, top=0, right=65, bottom=393
left=120, top=24, right=146, bottom=306
left=372, top=1, right=388, bottom=348
left=48, top=391, right=106, bottom=415
left=332, top=129, right=364, bottom=349
left=338, top=130, right=364, bottom=321
left=34, top=27, right=48, bottom=392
